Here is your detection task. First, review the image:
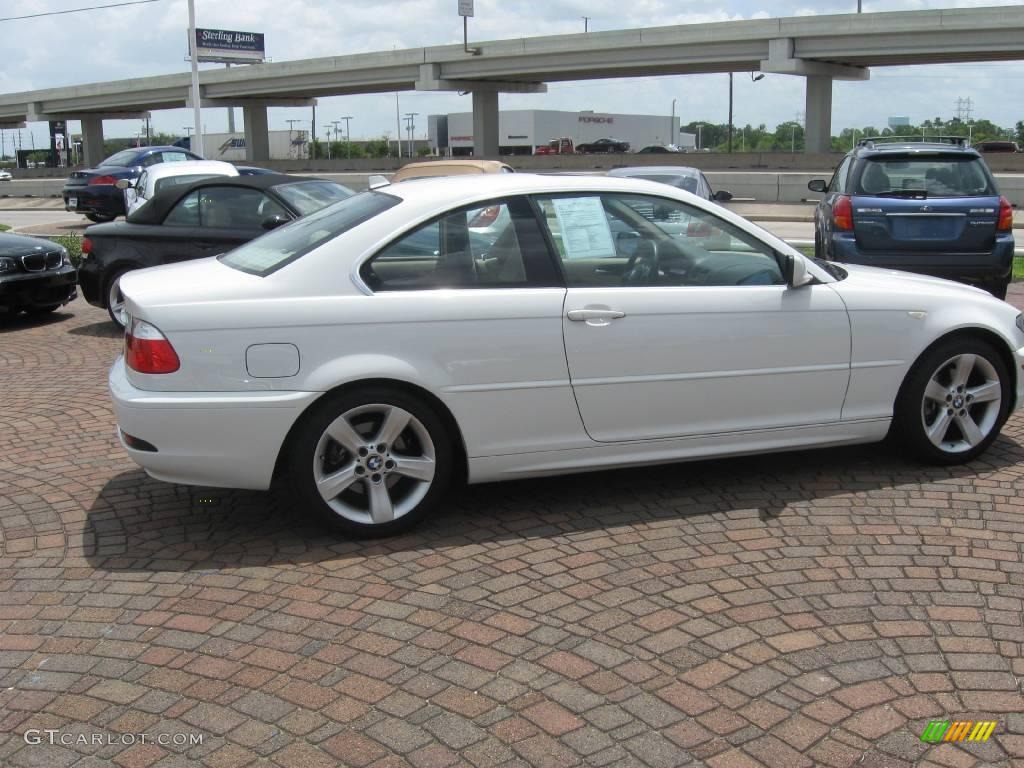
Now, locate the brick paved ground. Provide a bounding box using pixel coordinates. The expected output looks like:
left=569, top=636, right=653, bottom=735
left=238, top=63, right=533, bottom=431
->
left=1, top=291, right=1024, bottom=768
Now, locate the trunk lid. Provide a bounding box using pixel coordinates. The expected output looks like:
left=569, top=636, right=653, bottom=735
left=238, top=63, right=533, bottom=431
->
left=852, top=195, right=999, bottom=253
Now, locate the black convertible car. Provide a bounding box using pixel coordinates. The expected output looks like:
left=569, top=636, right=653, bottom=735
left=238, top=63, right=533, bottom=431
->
left=78, top=174, right=353, bottom=327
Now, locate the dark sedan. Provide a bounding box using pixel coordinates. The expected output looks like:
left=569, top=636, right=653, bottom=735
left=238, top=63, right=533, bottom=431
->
left=78, top=174, right=354, bottom=327
left=576, top=138, right=631, bottom=153
left=62, top=146, right=202, bottom=223
left=0, top=232, right=77, bottom=319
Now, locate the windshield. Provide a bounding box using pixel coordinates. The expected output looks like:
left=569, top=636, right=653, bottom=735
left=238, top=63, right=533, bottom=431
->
left=219, top=191, right=399, bottom=276
left=100, top=149, right=138, bottom=167
left=856, top=156, right=995, bottom=197
left=273, top=180, right=355, bottom=216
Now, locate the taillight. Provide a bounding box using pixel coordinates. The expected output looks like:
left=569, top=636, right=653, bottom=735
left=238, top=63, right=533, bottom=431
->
left=81, top=237, right=92, bottom=255
left=125, top=318, right=180, bottom=374
left=88, top=175, right=118, bottom=186
left=997, top=195, right=1013, bottom=232
left=832, top=195, right=853, bottom=231
left=469, top=205, right=500, bottom=228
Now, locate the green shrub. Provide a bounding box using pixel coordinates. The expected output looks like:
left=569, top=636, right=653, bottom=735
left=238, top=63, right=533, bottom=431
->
left=0, top=223, right=10, bottom=232
left=46, top=233, right=83, bottom=267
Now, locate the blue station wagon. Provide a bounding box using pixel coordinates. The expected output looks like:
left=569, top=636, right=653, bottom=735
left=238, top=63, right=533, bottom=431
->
left=809, top=137, right=1014, bottom=299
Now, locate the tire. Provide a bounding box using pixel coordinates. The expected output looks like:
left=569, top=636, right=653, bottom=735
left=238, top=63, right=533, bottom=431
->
left=983, top=279, right=1009, bottom=301
left=105, top=268, right=133, bottom=329
left=889, top=336, right=1010, bottom=465
left=813, top=231, right=823, bottom=260
left=86, top=213, right=116, bottom=223
left=286, top=386, right=453, bottom=538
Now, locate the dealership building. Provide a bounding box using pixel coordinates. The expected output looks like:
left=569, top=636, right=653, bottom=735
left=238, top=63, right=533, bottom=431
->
left=428, top=110, right=695, bottom=155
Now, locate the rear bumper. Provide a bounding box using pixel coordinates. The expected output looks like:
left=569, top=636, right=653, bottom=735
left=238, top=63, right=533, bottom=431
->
left=62, top=186, right=124, bottom=217
left=829, top=233, right=1014, bottom=284
left=0, top=268, right=78, bottom=312
left=109, top=356, right=319, bottom=490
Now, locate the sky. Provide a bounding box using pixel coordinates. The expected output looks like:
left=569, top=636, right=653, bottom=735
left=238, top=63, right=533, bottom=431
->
left=1, top=0, right=1023, bottom=151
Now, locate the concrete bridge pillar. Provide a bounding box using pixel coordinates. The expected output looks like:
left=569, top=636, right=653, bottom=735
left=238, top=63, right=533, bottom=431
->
left=804, top=75, right=833, bottom=155
left=243, top=104, right=270, bottom=162
left=81, top=115, right=105, bottom=168
left=472, top=91, right=499, bottom=158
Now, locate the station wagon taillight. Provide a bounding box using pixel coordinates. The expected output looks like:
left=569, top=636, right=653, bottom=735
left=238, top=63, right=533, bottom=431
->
left=125, top=318, right=180, bottom=374
left=997, top=196, right=1013, bottom=232
left=832, top=195, right=853, bottom=231
left=81, top=237, right=92, bottom=255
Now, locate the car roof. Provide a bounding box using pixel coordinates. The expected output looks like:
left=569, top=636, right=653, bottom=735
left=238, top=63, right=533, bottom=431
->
left=391, top=159, right=513, bottom=182
left=607, top=166, right=699, bottom=178
left=142, top=160, right=238, bottom=179
left=126, top=173, right=313, bottom=224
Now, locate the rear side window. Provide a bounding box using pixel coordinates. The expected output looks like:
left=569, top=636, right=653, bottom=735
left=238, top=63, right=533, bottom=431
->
left=855, top=156, right=995, bottom=197
left=219, top=191, right=399, bottom=276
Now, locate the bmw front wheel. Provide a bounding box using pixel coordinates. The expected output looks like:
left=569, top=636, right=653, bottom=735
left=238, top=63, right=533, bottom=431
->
left=891, top=337, right=1010, bottom=465
left=288, top=387, right=453, bottom=537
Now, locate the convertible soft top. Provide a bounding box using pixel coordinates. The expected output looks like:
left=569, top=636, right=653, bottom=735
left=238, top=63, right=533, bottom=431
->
left=126, top=173, right=305, bottom=225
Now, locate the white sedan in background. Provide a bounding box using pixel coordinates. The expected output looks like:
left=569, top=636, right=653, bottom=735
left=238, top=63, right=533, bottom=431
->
left=117, top=160, right=238, bottom=215
left=110, top=174, right=1024, bottom=537
left=0, top=168, right=12, bottom=182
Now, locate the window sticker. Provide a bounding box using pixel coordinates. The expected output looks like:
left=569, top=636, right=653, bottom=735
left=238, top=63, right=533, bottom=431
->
left=551, top=196, right=615, bottom=260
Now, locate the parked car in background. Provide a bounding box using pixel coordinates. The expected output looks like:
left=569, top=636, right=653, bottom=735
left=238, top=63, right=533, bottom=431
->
left=79, top=174, right=354, bottom=327
left=390, top=159, right=514, bottom=183
left=973, top=140, right=1020, bottom=153
left=62, top=146, right=202, bottom=223
left=534, top=138, right=575, bottom=155
left=576, top=138, right=630, bottom=153
left=808, top=136, right=1014, bottom=299
left=117, top=160, right=239, bottom=216
left=636, top=144, right=683, bottom=154
left=107, top=173, right=1024, bottom=537
left=0, top=232, right=77, bottom=318
left=607, top=166, right=732, bottom=203
left=0, top=168, right=12, bottom=182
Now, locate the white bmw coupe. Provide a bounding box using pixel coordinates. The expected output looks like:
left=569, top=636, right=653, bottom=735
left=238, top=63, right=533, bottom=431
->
left=109, top=174, right=1024, bottom=536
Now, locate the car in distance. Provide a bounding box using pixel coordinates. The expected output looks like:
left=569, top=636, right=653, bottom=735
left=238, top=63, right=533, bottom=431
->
left=576, top=138, right=630, bottom=153
left=607, top=166, right=732, bottom=203
left=390, top=159, right=514, bottom=183
left=62, top=146, right=202, bottom=223
left=636, top=144, right=683, bottom=154
left=108, top=173, right=1024, bottom=538
left=973, top=140, right=1019, bottom=153
left=79, top=174, right=354, bottom=327
left=0, top=168, right=12, bottom=182
left=117, top=159, right=239, bottom=216
left=808, top=136, right=1014, bottom=299
left=0, top=232, right=77, bottom=318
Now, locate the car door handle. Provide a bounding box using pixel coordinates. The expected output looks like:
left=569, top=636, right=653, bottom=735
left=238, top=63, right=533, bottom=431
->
left=567, top=308, right=626, bottom=323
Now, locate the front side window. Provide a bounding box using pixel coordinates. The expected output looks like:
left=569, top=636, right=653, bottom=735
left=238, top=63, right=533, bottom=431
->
left=195, top=186, right=267, bottom=229
left=534, top=193, right=784, bottom=288
left=856, top=156, right=995, bottom=197
left=360, top=199, right=538, bottom=291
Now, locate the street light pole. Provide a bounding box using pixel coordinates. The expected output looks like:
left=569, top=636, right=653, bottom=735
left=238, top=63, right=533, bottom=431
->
left=404, top=113, right=418, bottom=157
left=695, top=123, right=703, bottom=151
left=323, top=125, right=333, bottom=159
left=187, top=0, right=204, bottom=157
left=670, top=98, right=676, bottom=147
left=581, top=16, right=590, bottom=32
left=340, top=116, right=353, bottom=158
left=727, top=73, right=733, bottom=153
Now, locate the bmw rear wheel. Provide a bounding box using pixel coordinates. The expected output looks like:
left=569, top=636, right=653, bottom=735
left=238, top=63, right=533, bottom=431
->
left=288, top=387, right=452, bottom=537
left=891, top=337, right=1010, bottom=465
left=106, top=269, right=132, bottom=329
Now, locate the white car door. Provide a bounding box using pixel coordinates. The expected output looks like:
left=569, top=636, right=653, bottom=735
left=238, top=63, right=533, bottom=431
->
left=533, top=192, right=851, bottom=442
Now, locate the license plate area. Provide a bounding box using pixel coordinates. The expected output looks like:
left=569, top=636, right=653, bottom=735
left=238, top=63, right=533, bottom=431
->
left=889, top=216, right=960, bottom=240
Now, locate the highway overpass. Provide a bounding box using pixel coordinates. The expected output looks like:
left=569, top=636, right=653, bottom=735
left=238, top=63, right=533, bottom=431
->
left=2, top=5, right=1024, bottom=164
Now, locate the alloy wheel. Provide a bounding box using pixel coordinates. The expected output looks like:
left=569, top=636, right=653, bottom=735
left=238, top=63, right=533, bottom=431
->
left=921, top=353, right=1002, bottom=454
left=312, top=404, right=436, bottom=526
left=108, top=275, right=128, bottom=328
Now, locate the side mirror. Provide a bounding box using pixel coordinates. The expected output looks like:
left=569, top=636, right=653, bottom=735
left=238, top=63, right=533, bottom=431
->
left=807, top=179, right=827, bottom=193
left=115, top=179, right=133, bottom=190
left=782, top=253, right=814, bottom=288
left=261, top=215, right=289, bottom=230
left=713, top=189, right=733, bottom=202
